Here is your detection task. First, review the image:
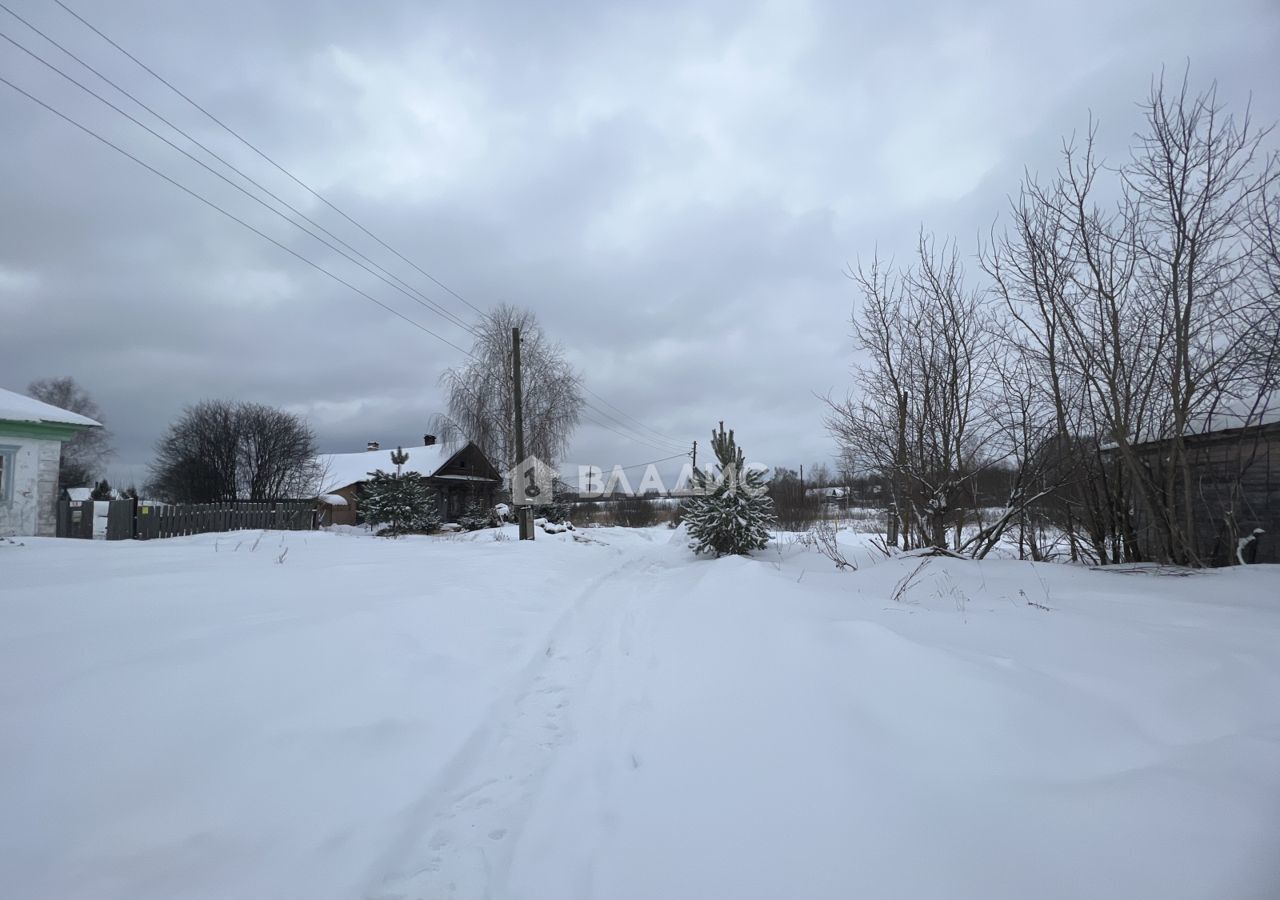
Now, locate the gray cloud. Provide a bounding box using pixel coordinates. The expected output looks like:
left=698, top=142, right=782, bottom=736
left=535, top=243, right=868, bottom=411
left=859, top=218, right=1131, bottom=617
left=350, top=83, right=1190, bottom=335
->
left=2, top=0, right=1277, bottom=489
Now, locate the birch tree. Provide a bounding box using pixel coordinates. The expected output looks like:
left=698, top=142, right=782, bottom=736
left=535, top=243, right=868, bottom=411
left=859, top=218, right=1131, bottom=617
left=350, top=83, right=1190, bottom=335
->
left=434, top=305, right=583, bottom=477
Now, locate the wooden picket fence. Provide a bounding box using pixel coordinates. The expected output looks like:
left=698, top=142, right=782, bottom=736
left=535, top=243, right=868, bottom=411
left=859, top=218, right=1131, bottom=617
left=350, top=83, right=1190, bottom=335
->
left=57, top=499, right=316, bottom=541
left=134, top=500, right=315, bottom=540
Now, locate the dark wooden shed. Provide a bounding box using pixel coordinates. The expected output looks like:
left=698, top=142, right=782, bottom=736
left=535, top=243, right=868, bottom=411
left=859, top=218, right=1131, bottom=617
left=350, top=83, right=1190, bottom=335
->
left=1126, top=420, right=1279, bottom=565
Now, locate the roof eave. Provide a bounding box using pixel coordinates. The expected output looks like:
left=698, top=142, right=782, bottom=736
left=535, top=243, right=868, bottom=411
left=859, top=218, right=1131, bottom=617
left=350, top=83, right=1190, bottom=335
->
left=0, top=419, right=99, bottom=441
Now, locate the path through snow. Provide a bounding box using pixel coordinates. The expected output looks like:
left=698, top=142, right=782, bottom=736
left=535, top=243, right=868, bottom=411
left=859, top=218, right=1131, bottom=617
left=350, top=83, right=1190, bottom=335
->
left=2, top=527, right=1278, bottom=900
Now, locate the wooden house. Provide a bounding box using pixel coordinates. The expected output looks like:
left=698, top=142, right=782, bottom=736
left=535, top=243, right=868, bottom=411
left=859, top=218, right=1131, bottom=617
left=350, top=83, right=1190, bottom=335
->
left=315, top=436, right=501, bottom=527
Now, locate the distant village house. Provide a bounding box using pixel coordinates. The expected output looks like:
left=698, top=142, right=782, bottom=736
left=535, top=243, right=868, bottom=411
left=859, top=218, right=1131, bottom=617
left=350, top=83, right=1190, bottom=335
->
left=315, top=435, right=500, bottom=526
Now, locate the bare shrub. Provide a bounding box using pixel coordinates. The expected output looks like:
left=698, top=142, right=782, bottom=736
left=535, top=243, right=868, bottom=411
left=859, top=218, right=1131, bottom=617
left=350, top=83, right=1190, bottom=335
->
left=768, top=467, right=822, bottom=532
left=805, top=517, right=857, bottom=571
left=612, top=496, right=657, bottom=527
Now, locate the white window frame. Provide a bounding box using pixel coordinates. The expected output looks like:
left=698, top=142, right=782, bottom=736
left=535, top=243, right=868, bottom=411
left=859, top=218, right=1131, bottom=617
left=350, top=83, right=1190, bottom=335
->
left=0, top=444, right=17, bottom=505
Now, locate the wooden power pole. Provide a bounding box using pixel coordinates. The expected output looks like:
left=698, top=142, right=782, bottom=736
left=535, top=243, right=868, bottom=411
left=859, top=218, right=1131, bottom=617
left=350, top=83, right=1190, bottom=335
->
left=512, top=326, right=534, bottom=540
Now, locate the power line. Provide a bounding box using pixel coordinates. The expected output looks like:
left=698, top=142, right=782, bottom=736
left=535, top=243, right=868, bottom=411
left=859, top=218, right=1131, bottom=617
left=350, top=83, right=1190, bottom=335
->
left=586, top=394, right=691, bottom=440
left=581, top=385, right=684, bottom=445
left=0, top=21, right=479, bottom=338
left=578, top=410, right=687, bottom=455
left=572, top=384, right=684, bottom=449
left=0, top=1, right=476, bottom=336
left=581, top=397, right=687, bottom=449
left=556, top=451, right=688, bottom=480
left=0, top=72, right=477, bottom=357
left=611, top=452, right=689, bottom=471
left=0, top=45, right=682, bottom=453
left=51, top=0, right=486, bottom=317
left=0, top=47, right=691, bottom=461
left=579, top=411, right=680, bottom=455
left=47, top=0, right=683, bottom=450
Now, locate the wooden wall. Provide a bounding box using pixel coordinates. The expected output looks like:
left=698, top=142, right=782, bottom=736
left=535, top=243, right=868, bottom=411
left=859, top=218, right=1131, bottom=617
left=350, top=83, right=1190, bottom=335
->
left=1131, top=422, right=1279, bottom=565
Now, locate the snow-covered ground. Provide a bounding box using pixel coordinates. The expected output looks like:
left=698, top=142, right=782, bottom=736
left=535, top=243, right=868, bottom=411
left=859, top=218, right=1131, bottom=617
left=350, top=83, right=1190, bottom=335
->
left=2, top=527, right=1278, bottom=900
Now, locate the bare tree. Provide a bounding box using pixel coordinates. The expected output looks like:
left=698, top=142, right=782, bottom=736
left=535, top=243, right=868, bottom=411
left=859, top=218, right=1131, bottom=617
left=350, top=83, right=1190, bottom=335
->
left=1027, top=75, right=1279, bottom=565
left=1112, top=72, right=1278, bottom=563
left=26, top=376, right=113, bottom=488
left=979, top=71, right=1278, bottom=565
left=434, top=304, right=584, bottom=477
left=981, top=157, right=1143, bottom=564
left=825, top=235, right=1021, bottom=553
left=1247, top=176, right=1280, bottom=393
left=807, top=462, right=833, bottom=488
left=148, top=400, right=320, bottom=503
left=1245, top=168, right=1280, bottom=411
left=767, top=467, right=821, bottom=532
left=832, top=70, right=1277, bottom=566
left=236, top=403, right=324, bottom=500
left=975, top=348, right=1073, bottom=560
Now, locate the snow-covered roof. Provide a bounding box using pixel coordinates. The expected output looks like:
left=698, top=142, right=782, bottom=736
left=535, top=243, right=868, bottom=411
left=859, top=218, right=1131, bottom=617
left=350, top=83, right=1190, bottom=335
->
left=1120, top=391, right=1280, bottom=449
left=65, top=487, right=92, bottom=502
left=317, top=493, right=349, bottom=507
left=315, top=443, right=460, bottom=492
left=1188, top=391, right=1279, bottom=433
left=0, top=387, right=101, bottom=428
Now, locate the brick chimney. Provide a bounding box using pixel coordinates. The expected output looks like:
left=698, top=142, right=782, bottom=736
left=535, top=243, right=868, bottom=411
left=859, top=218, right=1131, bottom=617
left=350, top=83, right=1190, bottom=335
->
left=423, top=434, right=437, bottom=446
left=366, top=441, right=380, bottom=452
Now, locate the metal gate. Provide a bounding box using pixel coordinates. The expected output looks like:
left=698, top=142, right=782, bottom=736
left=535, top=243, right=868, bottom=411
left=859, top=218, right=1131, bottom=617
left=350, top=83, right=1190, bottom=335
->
left=55, top=500, right=95, bottom=539
left=55, top=499, right=136, bottom=540
left=105, top=500, right=135, bottom=540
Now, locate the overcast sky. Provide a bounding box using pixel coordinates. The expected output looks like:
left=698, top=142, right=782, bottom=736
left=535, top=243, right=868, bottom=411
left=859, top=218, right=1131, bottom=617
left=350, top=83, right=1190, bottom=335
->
left=2, top=0, right=1277, bottom=488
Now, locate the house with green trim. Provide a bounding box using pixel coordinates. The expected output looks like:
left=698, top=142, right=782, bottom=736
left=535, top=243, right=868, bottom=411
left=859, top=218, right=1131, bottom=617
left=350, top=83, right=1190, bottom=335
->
left=0, top=387, right=102, bottom=537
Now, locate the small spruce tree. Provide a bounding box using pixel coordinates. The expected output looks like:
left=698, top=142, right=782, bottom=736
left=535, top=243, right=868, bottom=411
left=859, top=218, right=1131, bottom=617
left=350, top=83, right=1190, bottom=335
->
left=361, top=463, right=441, bottom=536
left=458, top=497, right=497, bottom=531
left=682, top=422, right=776, bottom=556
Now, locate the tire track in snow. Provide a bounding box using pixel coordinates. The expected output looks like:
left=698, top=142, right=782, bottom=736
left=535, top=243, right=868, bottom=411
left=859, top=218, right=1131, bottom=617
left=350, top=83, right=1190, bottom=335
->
left=366, top=553, right=664, bottom=900
left=534, top=559, right=669, bottom=900
left=521, top=552, right=716, bottom=899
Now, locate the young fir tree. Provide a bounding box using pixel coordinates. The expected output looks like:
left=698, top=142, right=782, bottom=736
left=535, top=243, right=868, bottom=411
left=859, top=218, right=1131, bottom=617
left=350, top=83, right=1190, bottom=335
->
left=361, top=450, right=441, bottom=536
left=681, top=422, right=776, bottom=556
left=458, top=497, right=496, bottom=531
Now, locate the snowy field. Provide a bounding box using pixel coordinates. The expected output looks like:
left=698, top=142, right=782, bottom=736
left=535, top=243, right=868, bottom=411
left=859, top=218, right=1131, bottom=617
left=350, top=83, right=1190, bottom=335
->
left=2, top=526, right=1279, bottom=900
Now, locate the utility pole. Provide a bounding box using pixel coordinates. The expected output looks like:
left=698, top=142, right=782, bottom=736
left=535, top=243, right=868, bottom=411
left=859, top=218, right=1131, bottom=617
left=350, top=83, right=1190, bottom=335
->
left=691, top=440, right=697, bottom=472
left=513, top=326, right=534, bottom=540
